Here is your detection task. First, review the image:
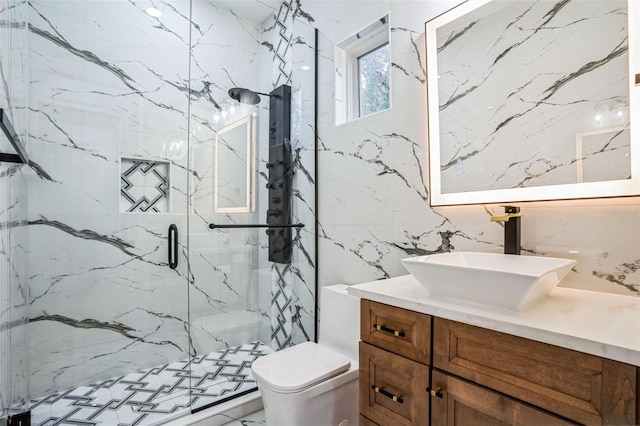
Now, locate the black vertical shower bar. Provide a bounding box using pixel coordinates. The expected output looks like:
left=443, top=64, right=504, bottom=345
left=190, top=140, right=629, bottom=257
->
left=267, top=84, right=293, bottom=263
left=313, top=28, right=319, bottom=344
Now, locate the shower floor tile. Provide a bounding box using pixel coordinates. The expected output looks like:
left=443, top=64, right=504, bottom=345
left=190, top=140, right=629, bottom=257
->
left=27, top=341, right=273, bottom=426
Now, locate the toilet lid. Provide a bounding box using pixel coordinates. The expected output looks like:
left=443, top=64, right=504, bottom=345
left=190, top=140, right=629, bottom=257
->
left=251, top=341, right=351, bottom=393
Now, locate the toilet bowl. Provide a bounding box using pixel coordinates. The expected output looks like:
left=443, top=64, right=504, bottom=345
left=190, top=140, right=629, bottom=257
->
left=251, top=284, right=360, bottom=426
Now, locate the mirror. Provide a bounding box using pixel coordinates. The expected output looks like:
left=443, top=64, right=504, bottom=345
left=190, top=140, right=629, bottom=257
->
left=426, top=0, right=640, bottom=206
left=214, top=115, right=255, bottom=213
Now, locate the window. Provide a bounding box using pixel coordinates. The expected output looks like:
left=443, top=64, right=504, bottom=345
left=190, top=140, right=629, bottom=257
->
left=358, top=43, right=390, bottom=117
left=335, top=14, right=390, bottom=125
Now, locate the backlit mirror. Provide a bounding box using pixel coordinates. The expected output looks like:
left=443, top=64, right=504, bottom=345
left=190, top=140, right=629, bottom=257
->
left=426, top=0, right=640, bottom=206
left=214, top=115, right=255, bottom=213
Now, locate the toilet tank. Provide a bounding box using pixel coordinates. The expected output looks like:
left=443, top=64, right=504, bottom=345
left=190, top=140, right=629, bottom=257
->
left=318, top=284, right=360, bottom=361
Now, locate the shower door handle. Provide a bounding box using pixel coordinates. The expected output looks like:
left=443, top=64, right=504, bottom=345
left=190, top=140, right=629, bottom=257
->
left=168, top=224, right=178, bottom=269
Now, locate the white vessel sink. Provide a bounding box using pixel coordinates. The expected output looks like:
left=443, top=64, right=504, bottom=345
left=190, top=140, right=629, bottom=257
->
left=401, top=252, right=577, bottom=311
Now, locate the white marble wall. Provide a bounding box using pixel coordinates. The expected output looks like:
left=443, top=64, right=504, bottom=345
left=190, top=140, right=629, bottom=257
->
left=0, top=0, right=29, bottom=419
left=309, top=1, right=640, bottom=298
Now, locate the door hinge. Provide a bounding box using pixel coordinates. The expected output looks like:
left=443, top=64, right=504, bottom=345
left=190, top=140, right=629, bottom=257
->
left=7, top=411, right=30, bottom=426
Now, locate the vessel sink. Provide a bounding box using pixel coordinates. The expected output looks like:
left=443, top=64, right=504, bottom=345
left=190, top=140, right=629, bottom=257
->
left=401, top=252, right=577, bottom=310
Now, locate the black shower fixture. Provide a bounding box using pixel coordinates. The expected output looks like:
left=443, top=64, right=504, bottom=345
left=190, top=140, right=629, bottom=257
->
left=266, top=84, right=293, bottom=263
left=210, top=85, right=296, bottom=264
left=228, top=87, right=273, bottom=105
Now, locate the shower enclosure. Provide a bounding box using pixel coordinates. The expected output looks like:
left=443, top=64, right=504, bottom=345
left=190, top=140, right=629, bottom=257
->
left=0, top=0, right=316, bottom=424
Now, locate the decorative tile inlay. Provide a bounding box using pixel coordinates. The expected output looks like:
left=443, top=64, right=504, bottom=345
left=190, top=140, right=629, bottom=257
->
left=268, top=1, right=297, bottom=351
left=273, top=1, right=293, bottom=87
left=271, top=264, right=293, bottom=349
left=120, top=158, right=170, bottom=213
left=27, top=342, right=273, bottom=426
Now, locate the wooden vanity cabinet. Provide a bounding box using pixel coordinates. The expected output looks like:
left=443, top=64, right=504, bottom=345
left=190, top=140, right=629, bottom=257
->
left=430, top=370, right=575, bottom=426
left=360, top=342, right=429, bottom=425
left=360, top=299, right=431, bottom=364
left=358, top=299, right=639, bottom=426
left=359, top=300, right=432, bottom=425
left=359, top=415, right=379, bottom=425
left=434, top=318, right=638, bottom=425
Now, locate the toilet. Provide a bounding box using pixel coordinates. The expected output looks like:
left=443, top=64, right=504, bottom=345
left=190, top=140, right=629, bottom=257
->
left=251, top=284, right=360, bottom=426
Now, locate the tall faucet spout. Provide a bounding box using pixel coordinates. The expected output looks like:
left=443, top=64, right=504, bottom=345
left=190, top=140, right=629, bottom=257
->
left=491, top=206, right=521, bottom=255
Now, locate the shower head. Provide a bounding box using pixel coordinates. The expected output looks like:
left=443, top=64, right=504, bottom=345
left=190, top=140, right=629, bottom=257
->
left=228, top=87, right=272, bottom=105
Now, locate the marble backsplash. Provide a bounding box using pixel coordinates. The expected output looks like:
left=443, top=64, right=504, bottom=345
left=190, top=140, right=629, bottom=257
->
left=308, top=0, right=639, bottom=297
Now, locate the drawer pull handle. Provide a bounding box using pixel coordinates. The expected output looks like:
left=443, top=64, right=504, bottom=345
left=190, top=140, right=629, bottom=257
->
left=427, top=387, right=443, bottom=398
left=372, top=385, right=404, bottom=403
left=373, top=324, right=405, bottom=337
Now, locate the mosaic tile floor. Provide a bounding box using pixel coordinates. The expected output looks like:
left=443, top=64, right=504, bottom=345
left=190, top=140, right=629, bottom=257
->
left=28, top=341, right=273, bottom=426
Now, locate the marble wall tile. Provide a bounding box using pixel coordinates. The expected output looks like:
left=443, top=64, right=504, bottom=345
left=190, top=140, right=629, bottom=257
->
left=310, top=0, right=640, bottom=299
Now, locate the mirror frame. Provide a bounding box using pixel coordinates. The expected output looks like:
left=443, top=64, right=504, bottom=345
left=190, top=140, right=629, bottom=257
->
left=426, top=0, right=640, bottom=206
left=214, top=114, right=255, bottom=213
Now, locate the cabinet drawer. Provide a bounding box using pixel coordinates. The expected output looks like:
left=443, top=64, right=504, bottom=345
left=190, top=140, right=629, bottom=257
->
left=360, top=299, right=431, bottom=364
left=434, top=318, right=637, bottom=425
left=359, top=342, right=429, bottom=426
left=431, top=370, right=576, bottom=426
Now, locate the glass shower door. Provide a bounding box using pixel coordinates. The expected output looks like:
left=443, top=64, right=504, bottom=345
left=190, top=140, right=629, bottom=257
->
left=22, top=1, right=194, bottom=424
left=185, top=0, right=317, bottom=413
left=0, top=0, right=29, bottom=421
left=185, top=1, right=267, bottom=412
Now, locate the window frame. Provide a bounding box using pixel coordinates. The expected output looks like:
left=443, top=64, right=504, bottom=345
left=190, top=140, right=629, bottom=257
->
left=335, top=14, right=391, bottom=125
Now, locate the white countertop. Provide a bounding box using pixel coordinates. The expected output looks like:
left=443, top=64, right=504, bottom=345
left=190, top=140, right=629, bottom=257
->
left=348, top=275, right=640, bottom=367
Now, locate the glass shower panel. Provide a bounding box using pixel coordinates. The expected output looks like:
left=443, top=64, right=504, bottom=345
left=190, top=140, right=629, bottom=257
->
left=0, top=0, right=30, bottom=421
left=23, top=1, right=193, bottom=424
left=187, top=1, right=268, bottom=412
left=1, top=0, right=317, bottom=422
left=279, top=18, right=318, bottom=349
left=187, top=0, right=317, bottom=412
left=255, top=3, right=318, bottom=353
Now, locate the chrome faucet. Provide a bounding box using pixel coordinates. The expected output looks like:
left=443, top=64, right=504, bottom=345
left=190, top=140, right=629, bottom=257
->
left=490, top=206, right=521, bottom=255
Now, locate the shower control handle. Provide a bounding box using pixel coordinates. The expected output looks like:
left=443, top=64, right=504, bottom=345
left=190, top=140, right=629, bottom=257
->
left=168, top=224, right=178, bottom=269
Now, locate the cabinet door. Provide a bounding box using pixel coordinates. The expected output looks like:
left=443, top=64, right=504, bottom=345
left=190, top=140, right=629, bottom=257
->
left=359, top=342, right=429, bottom=425
left=433, top=318, right=637, bottom=425
left=361, top=299, right=431, bottom=364
left=431, top=370, right=576, bottom=426
left=359, top=415, right=379, bottom=426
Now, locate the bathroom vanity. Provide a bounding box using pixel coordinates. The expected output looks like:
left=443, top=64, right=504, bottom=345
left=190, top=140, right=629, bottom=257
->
left=349, top=275, right=640, bottom=425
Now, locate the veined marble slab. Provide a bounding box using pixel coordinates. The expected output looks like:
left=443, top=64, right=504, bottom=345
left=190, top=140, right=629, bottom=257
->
left=348, top=274, right=640, bottom=366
